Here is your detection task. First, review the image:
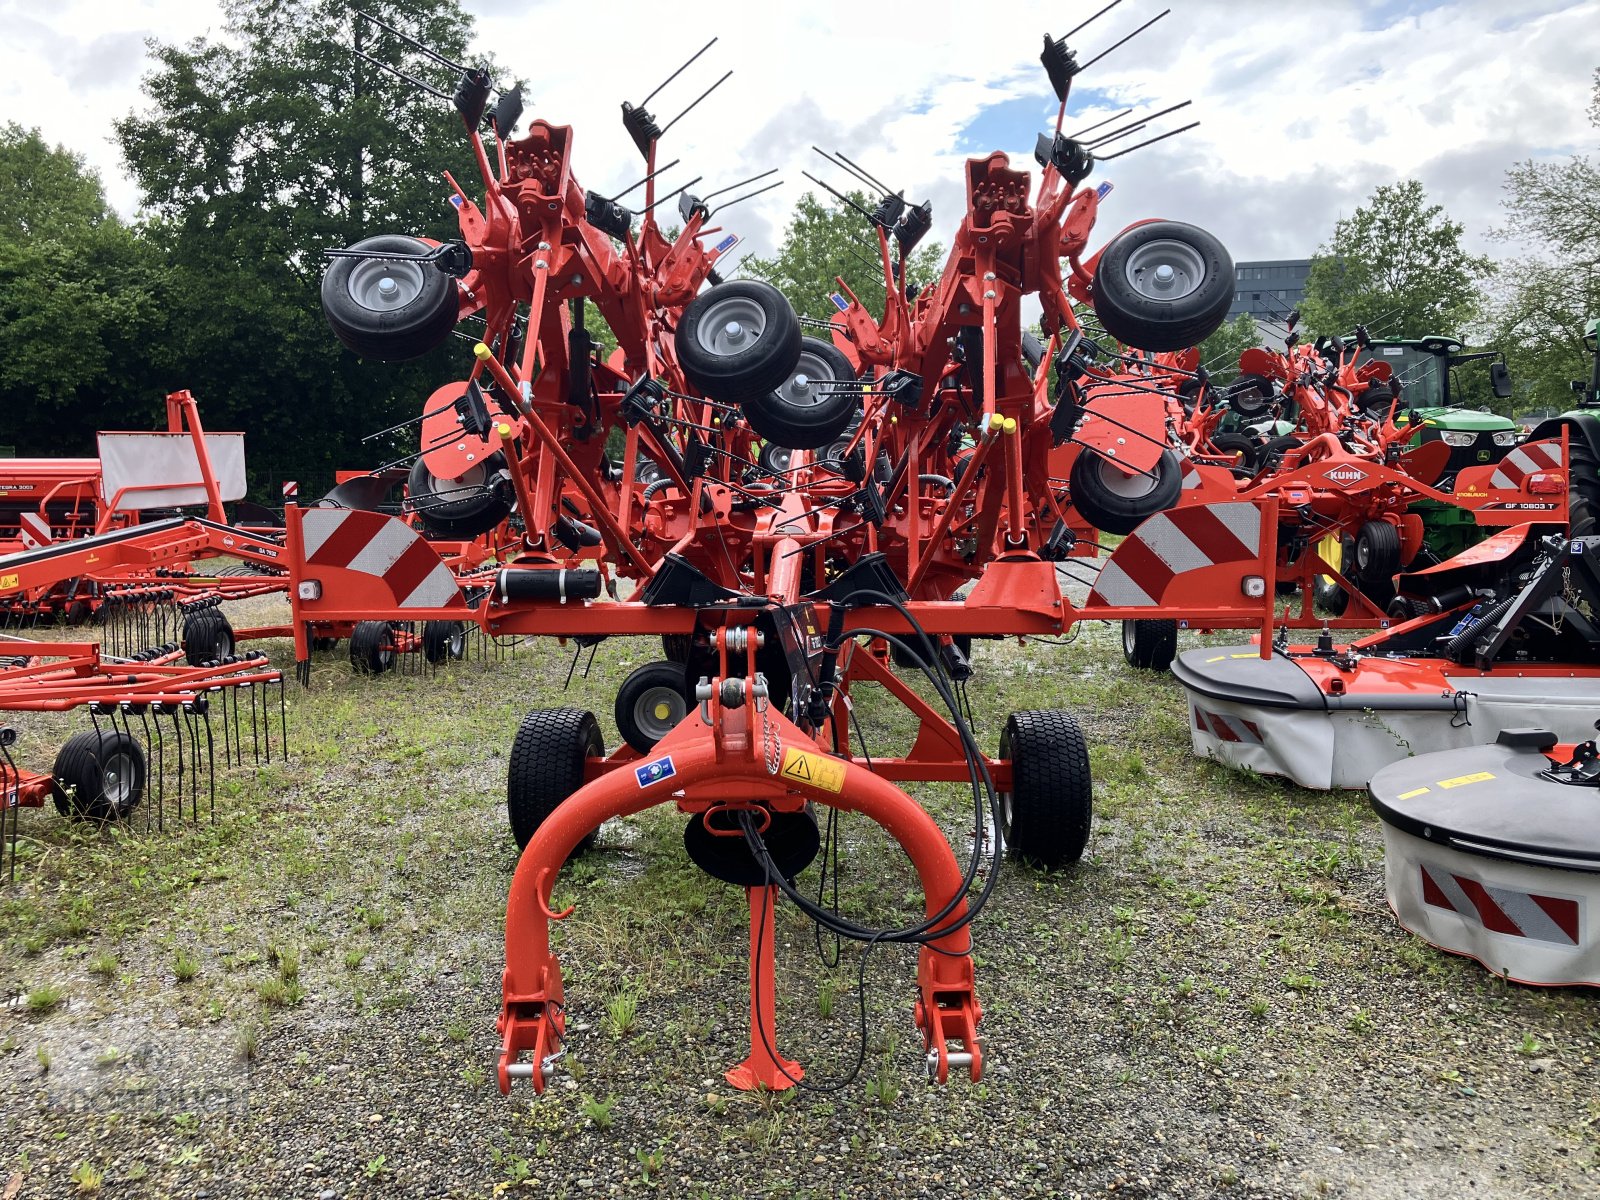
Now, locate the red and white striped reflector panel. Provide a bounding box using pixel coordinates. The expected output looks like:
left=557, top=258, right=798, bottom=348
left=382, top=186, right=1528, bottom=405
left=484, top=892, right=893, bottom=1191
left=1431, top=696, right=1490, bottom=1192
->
left=1090, top=502, right=1261, bottom=608
left=300, top=509, right=462, bottom=610
left=1420, top=862, right=1579, bottom=946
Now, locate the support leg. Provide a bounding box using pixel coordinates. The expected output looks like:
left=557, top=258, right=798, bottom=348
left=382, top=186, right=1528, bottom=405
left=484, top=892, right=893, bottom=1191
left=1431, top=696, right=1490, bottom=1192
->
left=724, top=885, right=802, bottom=1091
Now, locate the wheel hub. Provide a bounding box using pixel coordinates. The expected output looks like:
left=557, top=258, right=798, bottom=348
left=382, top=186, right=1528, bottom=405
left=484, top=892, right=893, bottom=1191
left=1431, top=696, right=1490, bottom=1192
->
left=1124, top=239, right=1206, bottom=302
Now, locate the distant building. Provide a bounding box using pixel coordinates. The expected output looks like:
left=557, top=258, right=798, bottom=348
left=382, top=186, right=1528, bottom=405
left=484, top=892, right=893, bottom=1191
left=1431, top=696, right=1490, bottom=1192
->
left=1226, top=259, right=1311, bottom=342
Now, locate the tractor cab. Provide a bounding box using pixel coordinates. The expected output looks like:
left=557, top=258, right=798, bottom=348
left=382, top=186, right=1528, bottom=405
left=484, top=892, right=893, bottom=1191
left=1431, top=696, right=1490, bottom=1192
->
left=1356, top=335, right=1518, bottom=484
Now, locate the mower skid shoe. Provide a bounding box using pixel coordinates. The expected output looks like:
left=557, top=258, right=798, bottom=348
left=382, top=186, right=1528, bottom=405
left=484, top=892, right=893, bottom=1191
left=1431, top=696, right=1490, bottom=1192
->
left=497, top=995, right=565, bottom=1094
left=915, top=951, right=984, bottom=1084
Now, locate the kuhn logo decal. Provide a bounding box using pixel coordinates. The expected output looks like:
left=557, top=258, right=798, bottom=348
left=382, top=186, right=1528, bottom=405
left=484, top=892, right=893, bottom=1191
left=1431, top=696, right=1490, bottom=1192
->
left=1325, top=465, right=1368, bottom=486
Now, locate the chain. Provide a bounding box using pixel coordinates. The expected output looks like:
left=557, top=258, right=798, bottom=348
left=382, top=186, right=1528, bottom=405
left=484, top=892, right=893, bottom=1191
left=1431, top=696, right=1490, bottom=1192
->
left=1554, top=563, right=1574, bottom=636
left=756, top=672, right=781, bottom=775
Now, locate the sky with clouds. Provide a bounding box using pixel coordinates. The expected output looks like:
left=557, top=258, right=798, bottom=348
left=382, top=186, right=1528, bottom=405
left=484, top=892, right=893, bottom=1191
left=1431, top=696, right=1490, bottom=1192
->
left=1, top=0, right=1594, bottom=278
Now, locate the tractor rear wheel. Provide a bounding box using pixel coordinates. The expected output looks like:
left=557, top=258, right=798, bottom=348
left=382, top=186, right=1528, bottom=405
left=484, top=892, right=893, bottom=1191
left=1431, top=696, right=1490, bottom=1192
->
left=1088, top=221, right=1234, bottom=352
left=998, top=710, right=1093, bottom=870
left=1069, top=448, right=1182, bottom=536
left=52, top=729, right=145, bottom=822
left=676, top=280, right=802, bottom=404
left=320, top=234, right=459, bottom=361
left=507, top=708, right=603, bottom=853
left=1569, top=443, right=1600, bottom=537
left=615, top=661, right=692, bottom=754
left=1120, top=619, right=1177, bottom=671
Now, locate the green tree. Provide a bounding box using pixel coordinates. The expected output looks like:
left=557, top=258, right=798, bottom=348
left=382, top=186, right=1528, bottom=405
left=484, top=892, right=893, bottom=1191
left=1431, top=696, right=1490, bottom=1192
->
left=1300, top=180, right=1492, bottom=341
left=1196, top=312, right=1261, bottom=384
left=114, top=0, right=493, bottom=495
left=0, top=124, right=167, bottom=452
left=1483, top=69, right=1600, bottom=412
left=744, top=191, right=945, bottom=319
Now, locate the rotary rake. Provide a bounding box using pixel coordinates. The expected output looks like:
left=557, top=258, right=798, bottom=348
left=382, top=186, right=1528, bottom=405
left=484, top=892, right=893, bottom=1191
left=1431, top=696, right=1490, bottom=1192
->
left=299, top=5, right=1286, bottom=1097
left=0, top=639, right=287, bottom=882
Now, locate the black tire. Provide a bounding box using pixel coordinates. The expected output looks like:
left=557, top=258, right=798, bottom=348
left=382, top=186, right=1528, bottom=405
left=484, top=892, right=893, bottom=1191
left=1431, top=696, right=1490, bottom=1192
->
left=320, top=234, right=459, bottom=361
left=1210, top=432, right=1259, bottom=474
left=1360, top=383, right=1396, bottom=415
left=181, top=609, right=235, bottom=666
left=1088, top=221, right=1235, bottom=352
left=1120, top=619, right=1177, bottom=671
left=1226, top=374, right=1276, bottom=418
left=1386, top=595, right=1430, bottom=621
left=1070, top=448, right=1183, bottom=536
left=349, top=620, right=396, bottom=676
left=998, top=711, right=1093, bottom=870
left=1314, top=534, right=1353, bottom=616
left=1259, top=435, right=1302, bottom=473
left=64, top=599, right=92, bottom=627
left=614, top=661, right=692, bottom=754
left=406, top=454, right=512, bottom=540
left=1570, top=443, right=1600, bottom=538
left=311, top=636, right=340, bottom=653
left=1354, top=520, right=1402, bottom=597
left=52, top=729, right=145, bottom=822
left=422, top=619, right=466, bottom=664
left=738, top=337, right=859, bottom=450
left=675, top=280, right=803, bottom=403
left=507, top=708, right=603, bottom=852
left=661, top=633, right=694, bottom=664
left=758, top=442, right=796, bottom=475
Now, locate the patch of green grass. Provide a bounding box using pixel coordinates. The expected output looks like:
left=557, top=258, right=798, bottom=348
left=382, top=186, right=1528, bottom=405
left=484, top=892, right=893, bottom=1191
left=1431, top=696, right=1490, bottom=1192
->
left=87, top=951, right=118, bottom=979
left=257, top=978, right=305, bottom=1008
left=26, top=983, right=67, bottom=1013
left=173, top=949, right=201, bottom=983
left=581, top=1092, right=618, bottom=1129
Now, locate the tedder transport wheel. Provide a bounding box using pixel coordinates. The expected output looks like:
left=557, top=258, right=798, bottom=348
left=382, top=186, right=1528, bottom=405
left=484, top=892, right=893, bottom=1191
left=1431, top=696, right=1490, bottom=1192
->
left=1088, top=221, right=1234, bottom=353
left=406, top=454, right=513, bottom=540
left=1354, top=520, right=1401, bottom=605
left=738, top=336, right=859, bottom=450
left=1121, top=619, right=1177, bottom=671
left=675, top=280, right=802, bottom=405
left=349, top=620, right=397, bottom=676
left=999, top=711, right=1093, bottom=870
left=614, top=661, right=692, bottom=754
left=320, top=234, right=460, bottom=361
left=181, top=609, right=235, bottom=666
left=422, top=619, right=467, bottom=664
left=52, top=729, right=146, bottom=821
left=1069, top=448, right=1182, bottom=536
left=507, top=708, right=604, bottom=852
left=1210, top=432, right=1259, bottom=475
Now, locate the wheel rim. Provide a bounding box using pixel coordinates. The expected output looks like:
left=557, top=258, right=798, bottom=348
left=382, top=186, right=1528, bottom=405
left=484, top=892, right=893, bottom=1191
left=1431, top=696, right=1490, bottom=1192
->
left=1093, top=456, right=1160, bottom=501
left=774, top=347, right=842, bottom=409
left=1122, top=621, right=1137, bottom=655
left=637, top=458, right=662, bottom=486
left=346, top=258, right=429, bottom=312
left=694, top=295, right=770, bottom=358
left=767, top=446, right=793, bottom=473
left=634, top=686, right=687, bottom=742
left=1123, top=239, right=1207, bottom=302
left=424, top=461, right=487, bottom=497
left=1356, top=538, right=1372, bottom=570
left=448, top=628, right=465, bottom=658
left=100, top=751, right=134, bottom=807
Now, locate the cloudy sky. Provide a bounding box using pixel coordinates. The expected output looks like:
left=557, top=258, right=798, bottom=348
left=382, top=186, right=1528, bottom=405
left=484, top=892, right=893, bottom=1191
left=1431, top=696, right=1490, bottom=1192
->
left=1, top=0, right=1594, bottom=276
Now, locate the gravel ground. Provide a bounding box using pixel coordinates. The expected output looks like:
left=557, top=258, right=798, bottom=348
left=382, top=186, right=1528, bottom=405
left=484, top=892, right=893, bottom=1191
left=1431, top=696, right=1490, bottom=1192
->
left=1, top=598, right=1597, bottom=1198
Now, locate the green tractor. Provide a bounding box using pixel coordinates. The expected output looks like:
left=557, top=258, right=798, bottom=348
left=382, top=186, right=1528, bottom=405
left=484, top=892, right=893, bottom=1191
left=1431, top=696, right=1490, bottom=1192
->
left=1527, top=316, right=1600, bottom=533
left=1314, top=334, right=1519, bottom=613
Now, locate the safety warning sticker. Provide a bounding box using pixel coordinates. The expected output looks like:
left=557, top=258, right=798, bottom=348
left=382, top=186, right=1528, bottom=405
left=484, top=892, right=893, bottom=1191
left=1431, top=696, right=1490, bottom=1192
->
left=779, top=747, right=845, bottom=793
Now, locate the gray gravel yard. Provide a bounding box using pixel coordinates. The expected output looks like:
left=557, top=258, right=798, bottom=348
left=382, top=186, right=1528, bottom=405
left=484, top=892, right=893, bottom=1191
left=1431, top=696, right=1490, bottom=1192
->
left=2, top=608, right=1597, bottom=1198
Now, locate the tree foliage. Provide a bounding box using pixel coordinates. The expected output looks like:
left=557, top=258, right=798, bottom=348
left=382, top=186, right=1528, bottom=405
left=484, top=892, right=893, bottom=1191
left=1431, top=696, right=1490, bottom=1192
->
left=1300, top=180, right=1491, bottom=341
left=1197, top=312, right=1261, bottom=384
left=112, top=0, right=492, bottom=492
left=744, top=191, right=945, bottom=319
left=1483, top=69, right=1600, bottom=411
left=0, top=125, right=167, bottom=451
